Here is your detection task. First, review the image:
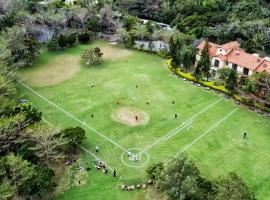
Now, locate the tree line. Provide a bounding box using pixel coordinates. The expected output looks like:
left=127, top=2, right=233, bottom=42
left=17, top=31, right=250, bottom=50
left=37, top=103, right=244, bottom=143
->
left=146, top=153, right=256, bottom=200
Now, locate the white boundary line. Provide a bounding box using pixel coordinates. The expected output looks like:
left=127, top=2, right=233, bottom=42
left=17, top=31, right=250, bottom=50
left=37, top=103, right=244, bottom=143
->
left=162, top=121, right=192, bottom=141
left=42, top=117, right=115, bottom=172
left=164, top=108, right=239, bottom=166
left=18, top=81, right=129, bottom=154
left=139, top=98, right=223, bottom=154
left=42, top=117, right=53, bottom=127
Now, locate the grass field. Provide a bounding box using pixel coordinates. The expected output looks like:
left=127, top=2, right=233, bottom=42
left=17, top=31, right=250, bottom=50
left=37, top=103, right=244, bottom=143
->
left=18, top=41, right=270, bottom=200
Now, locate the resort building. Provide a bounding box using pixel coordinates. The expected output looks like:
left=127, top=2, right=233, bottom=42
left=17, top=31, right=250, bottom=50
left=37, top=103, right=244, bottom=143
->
left=196, top=40, right=270, bottom=77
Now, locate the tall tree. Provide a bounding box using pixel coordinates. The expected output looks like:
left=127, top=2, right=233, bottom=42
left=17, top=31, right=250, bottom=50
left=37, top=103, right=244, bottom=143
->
left=25, top=124, right=67, bottom=165
left=196, top=40, right=211, bottom=80
left=226, top=69, right=237, bottom=93
left=214, top=172, right=255, bottom=200
left=157, top=153, right=201, bottom=200
left=181, top=45, right=196, bottom=72
left=60, top=126, right=86, bottom=153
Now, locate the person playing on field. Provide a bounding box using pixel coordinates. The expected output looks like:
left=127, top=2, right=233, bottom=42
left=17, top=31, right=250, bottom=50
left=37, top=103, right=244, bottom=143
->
left=135, top=115, right=138, bottom=121
left=243, top=131, right=247, bottom=139
left=96, top=145, right=99, bottom=153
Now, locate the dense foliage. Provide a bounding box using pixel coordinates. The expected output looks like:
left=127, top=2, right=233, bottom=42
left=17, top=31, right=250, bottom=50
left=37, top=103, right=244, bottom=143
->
left=150, top=153, right=255, bottom=200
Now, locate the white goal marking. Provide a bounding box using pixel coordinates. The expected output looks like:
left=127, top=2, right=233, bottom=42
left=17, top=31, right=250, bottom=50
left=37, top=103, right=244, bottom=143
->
left=18, top=81, right=130, bottom=154
left=164, top=108, right=239, bottom=166
left=139, top=98, right=223, bottom=154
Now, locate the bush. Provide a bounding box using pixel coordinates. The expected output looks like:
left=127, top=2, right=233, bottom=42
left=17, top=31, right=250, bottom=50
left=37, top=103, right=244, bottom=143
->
left=46, top=37, right=59, bottom=51
left=146, top=162, right=164, bottom=180
left=65, top=32, right=77, bottom=46
left=81, top=47, right=103, bottom=65
left=78, top=31, right=94, bottom=43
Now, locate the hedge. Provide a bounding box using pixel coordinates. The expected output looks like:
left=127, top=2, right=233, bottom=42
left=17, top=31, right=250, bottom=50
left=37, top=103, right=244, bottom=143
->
left=166, top=59, right=270, bottom=112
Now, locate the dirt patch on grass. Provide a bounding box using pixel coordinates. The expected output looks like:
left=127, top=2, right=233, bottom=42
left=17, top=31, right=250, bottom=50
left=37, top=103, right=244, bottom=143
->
left=101, top=45, right=132, bottom=60
left=111, top=107, right=150, bottom=126
left=21, top=55, right=80, bottom=87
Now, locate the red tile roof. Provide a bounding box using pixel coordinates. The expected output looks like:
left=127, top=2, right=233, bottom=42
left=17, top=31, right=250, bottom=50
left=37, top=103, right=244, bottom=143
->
left=197, top=40, right=270, bottom=74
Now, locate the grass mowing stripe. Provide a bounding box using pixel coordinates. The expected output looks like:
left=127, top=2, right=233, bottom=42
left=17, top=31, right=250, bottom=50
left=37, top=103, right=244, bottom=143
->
left=18, top=80, right=129, bottom=154
left=139, top=97, right=223, bottom=154
left=164, top=108, right=239, bottom=166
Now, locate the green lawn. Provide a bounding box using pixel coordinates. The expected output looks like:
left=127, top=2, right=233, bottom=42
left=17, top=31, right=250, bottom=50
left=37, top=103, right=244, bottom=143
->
left=18, top=41, right=270, bottom=200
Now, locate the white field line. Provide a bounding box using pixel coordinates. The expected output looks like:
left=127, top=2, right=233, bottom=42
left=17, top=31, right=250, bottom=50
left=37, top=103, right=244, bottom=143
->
left=162, top=121, right=192, bottom=141
left=42, top=117, right=115, bottom=172
left=80, top=146, right=114, bottom=172
left=164, top=108, right=239, bottom=166
left=18, top=81, right=129, bottom=154
left=139, top=98, right=223, bottom=154
left=42, top=117, right=53, bottom=127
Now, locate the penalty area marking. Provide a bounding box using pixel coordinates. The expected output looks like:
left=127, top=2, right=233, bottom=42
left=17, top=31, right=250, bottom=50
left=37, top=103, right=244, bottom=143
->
left=121, top=148, right=150, bottom=168
left=18, top=80, right=130, bottom=154
left=164, top=108, right=239, bottom=166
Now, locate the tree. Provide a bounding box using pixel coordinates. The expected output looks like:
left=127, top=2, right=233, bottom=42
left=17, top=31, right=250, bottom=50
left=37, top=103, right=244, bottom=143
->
left=246, top=71, right=270, bottom=100
left=123, top=15, right=138, bottom=32
left=130, top=23, right=150, bottom=41
left=4, top=154, right=34, bottom=190
left=81, top=47, right=103, bottom=65
left=157, top=153, right=201, bottom=200
left=25, top=124, right=67, bottom=165
left=60, top=126, right=86, bottom=153
left=195, top=40, right=211, bottom=80
left=86, top=16, right=102, bottom=33
left=226, top=69, right=237, bottom=92
left=20, top=165, right=55, bottom=197
left=146, top=162, right=164, bottom=180
left=0, top=181, right=15, bottom=200
left=116, top=28, right=129, bottom=46
left=181, top=45, right=196, bottom=72
left=214, top=172, right=255, bottom=200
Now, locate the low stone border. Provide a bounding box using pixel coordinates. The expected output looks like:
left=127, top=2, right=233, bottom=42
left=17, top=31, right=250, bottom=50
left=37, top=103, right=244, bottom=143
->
left=120, top=180, right=153, bottom=191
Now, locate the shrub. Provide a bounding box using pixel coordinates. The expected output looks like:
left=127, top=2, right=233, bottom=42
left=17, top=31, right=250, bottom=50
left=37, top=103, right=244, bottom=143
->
left=65, top=32, right=77, bottom=46
left=46, top=37, right=59, bottom=51
left=78, top=31, right=94, bottom=43
left=81, top=47, right=103, bottom=65
left=146, top=162, right=164, bottom=180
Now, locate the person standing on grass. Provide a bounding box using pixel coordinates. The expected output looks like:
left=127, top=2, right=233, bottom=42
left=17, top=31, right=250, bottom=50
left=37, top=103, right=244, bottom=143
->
left=113, top=170, right=116, bottom=177
left=243, top=131, right=247, bottom=139
left=96, top=145, right=99, bottom=153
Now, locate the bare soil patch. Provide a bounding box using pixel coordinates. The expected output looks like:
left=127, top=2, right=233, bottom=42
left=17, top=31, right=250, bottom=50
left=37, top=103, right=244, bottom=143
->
left=101, top=45, right=132, bottom=60
left=21, top=55, right=80, bottom=87
left=111, top=107, right=150, bottom=126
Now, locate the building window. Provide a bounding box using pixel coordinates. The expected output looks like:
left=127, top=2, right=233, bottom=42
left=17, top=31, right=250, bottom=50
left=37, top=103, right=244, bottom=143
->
left=232, top=64, right=237, bottom=71
left=243, top=68, right=249, bottom=75
left=214, top=59, right=220, bottom=68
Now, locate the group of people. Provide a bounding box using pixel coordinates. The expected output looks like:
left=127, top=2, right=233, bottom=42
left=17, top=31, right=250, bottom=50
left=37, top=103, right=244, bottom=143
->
left=95, top=161, right=108, bottom=174
left=128, top=151, right=138, bottom=162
